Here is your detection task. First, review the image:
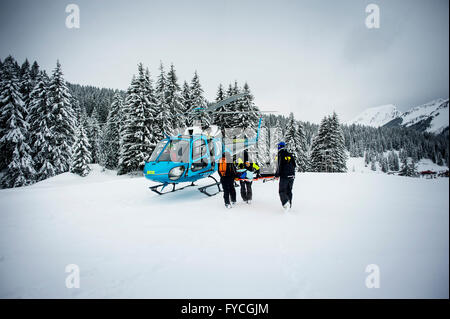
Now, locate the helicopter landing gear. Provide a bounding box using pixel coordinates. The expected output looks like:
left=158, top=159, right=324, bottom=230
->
left=149, top=182, right=197, bottom=195
left=198, top=175, right=222, bottom=197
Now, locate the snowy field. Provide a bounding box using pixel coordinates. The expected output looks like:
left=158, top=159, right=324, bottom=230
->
left=0, top=165, right=448, bottom=298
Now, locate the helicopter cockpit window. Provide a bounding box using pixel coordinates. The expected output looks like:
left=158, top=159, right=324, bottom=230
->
left=149, top=139, right=190, bottom=163
left=157, top=139, right=190, bottom=163
left=148, top=140, right=168, bottom=162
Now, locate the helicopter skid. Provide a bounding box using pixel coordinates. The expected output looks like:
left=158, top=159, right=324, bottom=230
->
left=149, top=182, right=197, bottom=195
left=198, top=175, right=222, bottom=197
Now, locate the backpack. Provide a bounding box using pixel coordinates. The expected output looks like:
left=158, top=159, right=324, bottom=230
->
left=279, top=149, right=296, bottom=176
left=218, top=157, right=227, bottom=176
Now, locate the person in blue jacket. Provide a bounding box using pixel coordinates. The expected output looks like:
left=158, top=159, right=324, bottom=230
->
left=236, top=154, right=260, bottom=204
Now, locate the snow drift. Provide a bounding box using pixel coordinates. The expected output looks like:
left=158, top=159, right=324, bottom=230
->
left=0, top=165, right=448, bottom=298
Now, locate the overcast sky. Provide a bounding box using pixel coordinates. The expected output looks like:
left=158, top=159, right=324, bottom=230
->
left=0, top=0, right=448, bottom=123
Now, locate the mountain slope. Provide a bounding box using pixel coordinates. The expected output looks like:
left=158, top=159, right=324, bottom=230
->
left=393, top=98, right=449, bottom=134
left=346, top=104, right=401, bottom=127
left=349, top=98, right=449, bottom=134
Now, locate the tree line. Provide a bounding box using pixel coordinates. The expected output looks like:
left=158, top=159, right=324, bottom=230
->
left=1, top=55, right=448, bottom=188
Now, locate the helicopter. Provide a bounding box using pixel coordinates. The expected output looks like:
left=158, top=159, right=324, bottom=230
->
left=143, top=93, right=266, bottom=196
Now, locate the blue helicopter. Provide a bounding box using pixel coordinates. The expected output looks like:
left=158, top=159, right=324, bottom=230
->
left=143, top=93, right=263, bottom=196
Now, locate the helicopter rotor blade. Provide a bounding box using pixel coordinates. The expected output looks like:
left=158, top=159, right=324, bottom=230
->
left=204, top=92, right=249, bottom=113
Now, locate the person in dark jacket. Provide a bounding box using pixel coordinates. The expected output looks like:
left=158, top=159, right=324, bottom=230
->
left=275, top=141, right=296, bottom=211
left=218, top=152, right=237, bottom=209
left=236, top=157, right=260, bottom=204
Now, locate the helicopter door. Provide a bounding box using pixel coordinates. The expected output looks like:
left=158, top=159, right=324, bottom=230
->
left=190, top=137, right=211, bottom=174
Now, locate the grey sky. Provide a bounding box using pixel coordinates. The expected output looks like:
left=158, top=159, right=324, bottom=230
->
left=1, top=0, right=448, bottom=123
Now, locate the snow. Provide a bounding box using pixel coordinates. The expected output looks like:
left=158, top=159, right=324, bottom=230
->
left=346, top=104, right=400, bottom=127
left=393, top=98, right=449, bottom=134
left=0, top=165, right=448, bottom=298
left=427, top=103, right=449, bottom=134
left=401, top=98, right=446, bottom=128
left=347, top=155, right=448, bottom=174
left=347, top=98, right=449, bottom=134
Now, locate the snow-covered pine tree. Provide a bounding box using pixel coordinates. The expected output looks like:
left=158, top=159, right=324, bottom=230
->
left=256, top=122, right=271, bottom=167
left=0, top=55, right=19, bottom=171
left=309, top=113, right=347, bottom=172
left=224, top=81, right=241, bottom=129
left=370, top=159, right=377, bottom=171
left=118, top=64, right=157, bottom=174
left=399, top=157, right=413, bottom=176
left=309, top=116, right=331, bottom=172
left=381, top=156, right=389, bottom=173
left=86, top=107, right=102, bottom=163
left=213, top=83, right=228, bottom=130
left=155, top=62, right=172, bottom=135
left=238, top=82, right=259, bottom=130
left=28, top=71, right=57, bottom=181
left=188, top=71, right=210, bottom=129
left=142, top=67, right=159, bottom=151
left=409, top=159, right=418, bottom=177
left=103, top=92, right=123, bottom=169
left=295, top=121, right=309, bottom=171
left=388, top=150, right=400, bottom=171
left=181, top=80, right=192, bottom=126
left=0, top=57, right=35, bottom=187
left=166, top=63, right=184, bottom=133
left=47, top=60, right=76, bottom=174
left=19, top=59, right=33, bottom=113
left=328, top=112, right=347, bottom=172
left=30, top=61, right=40, bottom=83
left=284, top=113, right=310, bottom=172
left=70, top=125, right=92, bottom=177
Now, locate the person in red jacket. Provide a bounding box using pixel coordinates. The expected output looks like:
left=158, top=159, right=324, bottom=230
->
left=218, top=152, right=237, bottom=209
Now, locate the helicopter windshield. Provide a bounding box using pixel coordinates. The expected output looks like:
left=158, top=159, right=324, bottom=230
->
left=150, top=139, right=190, bottom=163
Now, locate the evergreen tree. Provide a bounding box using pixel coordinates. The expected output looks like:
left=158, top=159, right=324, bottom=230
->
left=155, top=62, right=172, bottom=135
left=0, top=57, right=35, bottom=187
left=409, top=159, right=418, bottom=177
left=284, top=113, right=309, bottom=172
left=213, top=83, right=228, bottom=129
left=30, top=61, right=40, bottom=82
left=295, top=121, right=309, bottom=171
left=181, top=80, right=192, bottom=126
left=166, top=63, right=184, bottom=132
left=0, top=55, right=19, bottom=170
left=19, top=59, right=33, bottom=112
left=70, top=126, right=92, bottom=177
left=371, top=159, right=377, bottom=171
left=187, top=71, right=209, bottom=129
left=47, top=61, right=76, bottom=174
left=237, top=82, right=259, bottom=130
left=103, top=93, right=123, bottom=169
left=28, top=71, right=57, bottom=181
left=86, top=107, right=103, bottom=164
left=381, top=157, right=389, bottom=172
left=118, top=64, right=157, bottom=174
left=328, top=112, right=347, bottom=172
left=309, top=113, right=347, bottom=172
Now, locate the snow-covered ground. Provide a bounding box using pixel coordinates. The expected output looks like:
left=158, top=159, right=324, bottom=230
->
left=0, top=165, right=448, bottom=298
left=347, top=156, right=448, bottom=174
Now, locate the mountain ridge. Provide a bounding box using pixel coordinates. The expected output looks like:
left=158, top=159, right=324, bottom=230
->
left=347, top=98, right=449, bottom=134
